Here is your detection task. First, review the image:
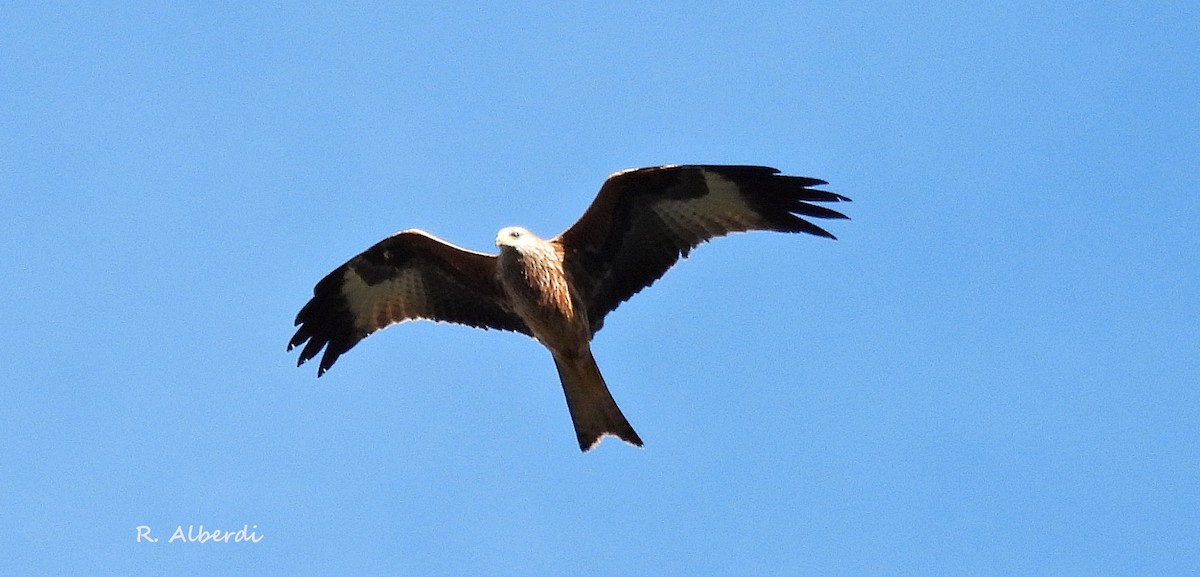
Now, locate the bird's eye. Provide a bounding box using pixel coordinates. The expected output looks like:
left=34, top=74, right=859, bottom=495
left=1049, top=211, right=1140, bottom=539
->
left=511, top=231, right=521, bottom=238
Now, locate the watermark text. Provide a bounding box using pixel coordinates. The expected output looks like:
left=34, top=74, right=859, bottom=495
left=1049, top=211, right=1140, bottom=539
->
left=136, top=524, right=264, bottom=544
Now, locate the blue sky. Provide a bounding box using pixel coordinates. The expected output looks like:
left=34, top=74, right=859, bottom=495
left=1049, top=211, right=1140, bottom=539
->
left=3, top=2, right=1197, bottom=575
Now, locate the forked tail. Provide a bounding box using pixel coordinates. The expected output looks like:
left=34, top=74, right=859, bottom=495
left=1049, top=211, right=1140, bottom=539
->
left=551, top=348, right=643, bottom=452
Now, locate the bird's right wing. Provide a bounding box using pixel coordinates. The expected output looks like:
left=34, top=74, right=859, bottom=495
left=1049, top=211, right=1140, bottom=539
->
left=289, top=229, right=531, bottom=376
left=554, top=165, right=850, bottom=331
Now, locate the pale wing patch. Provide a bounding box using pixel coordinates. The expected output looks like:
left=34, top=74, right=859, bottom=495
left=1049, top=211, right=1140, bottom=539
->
left=651, top=170, right=763, bottom=240
left=341, top=267, right=431, bottom=332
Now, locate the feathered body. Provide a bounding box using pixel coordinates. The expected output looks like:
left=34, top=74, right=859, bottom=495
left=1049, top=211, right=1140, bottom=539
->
left=494, top=226, right=642, bottom=450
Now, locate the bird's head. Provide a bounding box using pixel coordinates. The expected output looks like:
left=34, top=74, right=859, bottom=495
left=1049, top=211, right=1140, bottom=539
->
left=495, top=226, right=539, bottom=251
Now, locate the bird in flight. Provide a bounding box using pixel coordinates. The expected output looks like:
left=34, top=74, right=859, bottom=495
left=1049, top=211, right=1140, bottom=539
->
left=289, top=165, right=849, bottom=451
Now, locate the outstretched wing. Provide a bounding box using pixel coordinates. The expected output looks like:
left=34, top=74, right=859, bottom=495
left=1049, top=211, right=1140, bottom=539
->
left=554, top=165, right=850, bottom=331
left=289, top=229, right=531, bottom=376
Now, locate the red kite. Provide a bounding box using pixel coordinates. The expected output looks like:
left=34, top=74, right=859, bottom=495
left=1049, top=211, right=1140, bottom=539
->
left=289, top=165, right=849, bottom=451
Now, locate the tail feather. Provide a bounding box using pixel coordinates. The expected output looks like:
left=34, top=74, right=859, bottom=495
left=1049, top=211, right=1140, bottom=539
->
left=551, top=348, right=643, bottom=451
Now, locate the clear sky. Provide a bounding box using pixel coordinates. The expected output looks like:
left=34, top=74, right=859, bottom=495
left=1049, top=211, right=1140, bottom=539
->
left=3, top=2, right=1197, bottom=575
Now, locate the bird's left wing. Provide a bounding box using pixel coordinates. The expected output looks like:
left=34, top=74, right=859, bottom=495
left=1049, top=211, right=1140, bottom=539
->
left=554, top=165, right=850, bottom=332
left=289, top=229, right=531, bottom=376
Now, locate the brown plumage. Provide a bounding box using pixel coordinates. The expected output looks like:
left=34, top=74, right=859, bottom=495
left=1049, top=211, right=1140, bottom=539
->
left=289, top=165, right=850, bottom=451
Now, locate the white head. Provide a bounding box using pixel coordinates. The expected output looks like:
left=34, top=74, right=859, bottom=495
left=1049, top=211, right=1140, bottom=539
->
left=495, top=226, right=539, bottom=250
